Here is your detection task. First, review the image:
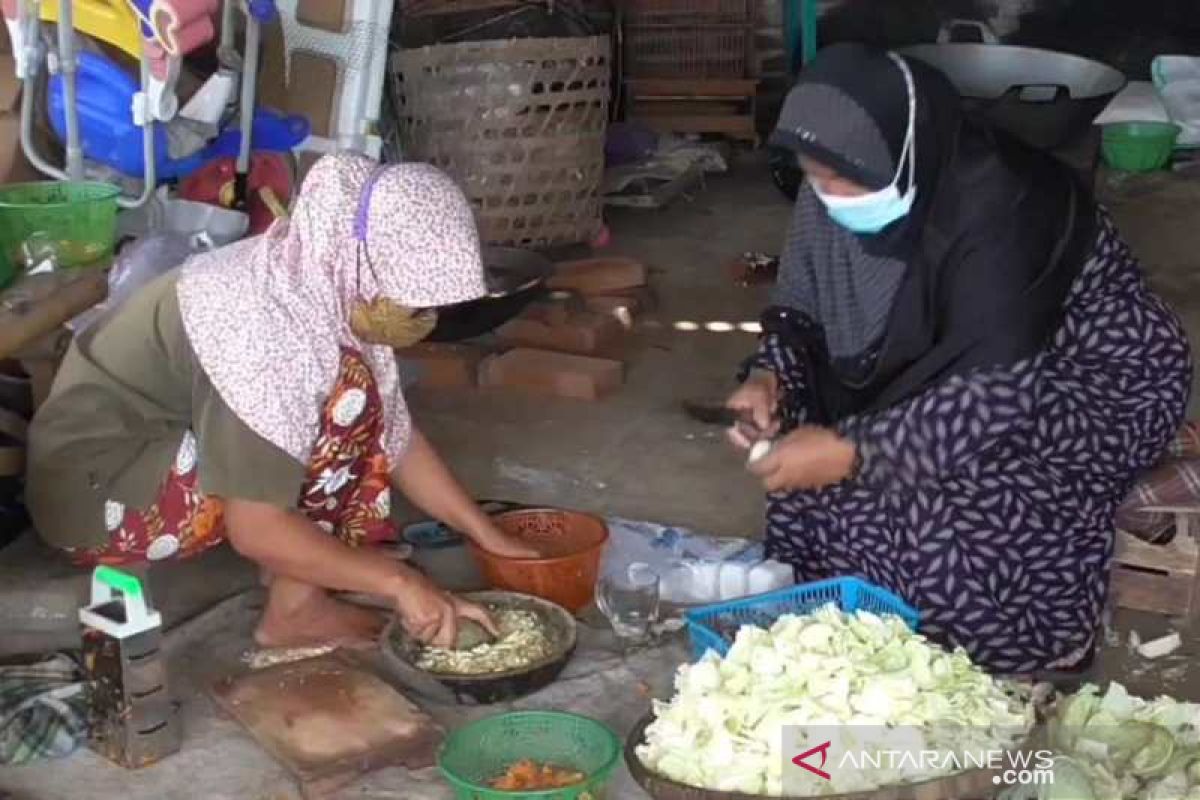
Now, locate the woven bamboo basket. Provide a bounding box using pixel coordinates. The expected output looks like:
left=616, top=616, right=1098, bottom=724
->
left=395, top=36, right=611, bottom=248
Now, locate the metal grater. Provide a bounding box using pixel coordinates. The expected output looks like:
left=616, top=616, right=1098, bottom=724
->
left=79, top=566, right=180, bottom=768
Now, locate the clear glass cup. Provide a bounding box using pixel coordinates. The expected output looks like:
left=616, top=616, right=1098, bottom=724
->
left=596, top=562, right=660, bottom=647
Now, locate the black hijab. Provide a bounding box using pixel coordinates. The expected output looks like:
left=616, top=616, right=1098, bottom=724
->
left=766, top=43, right=1095, bottom=425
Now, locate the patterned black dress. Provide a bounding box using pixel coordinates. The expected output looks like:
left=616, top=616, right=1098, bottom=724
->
left=752, top=212, right=1191, bottom=673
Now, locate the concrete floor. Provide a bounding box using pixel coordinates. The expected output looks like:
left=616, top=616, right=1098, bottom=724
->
left=3, top=153, right=1200, bottom=796
left=407, top=162, right=788, bottom=537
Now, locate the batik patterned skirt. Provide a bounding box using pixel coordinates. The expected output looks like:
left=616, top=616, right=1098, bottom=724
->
left=75, top=349, right=394, bottom=565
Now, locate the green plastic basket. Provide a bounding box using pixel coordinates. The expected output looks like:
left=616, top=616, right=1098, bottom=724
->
left=438, top=711, right=622, bottom=800
left=1102, top=121, right=1182, bottom=173
left=0, top=181, right=120, bottom=288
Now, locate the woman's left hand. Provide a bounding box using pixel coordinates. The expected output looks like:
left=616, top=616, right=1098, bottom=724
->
left=748, top=426, right=858, bottom=493
left=391, top=430, right=542, bottom=559
left=468, top=521, right=542, bottom=559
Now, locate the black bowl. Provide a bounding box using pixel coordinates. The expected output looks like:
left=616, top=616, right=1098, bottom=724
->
left=380, top=590, right=577, bottom=706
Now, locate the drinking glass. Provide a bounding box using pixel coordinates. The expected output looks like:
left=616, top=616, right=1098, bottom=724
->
left=596, top=562, right=660, bottom=647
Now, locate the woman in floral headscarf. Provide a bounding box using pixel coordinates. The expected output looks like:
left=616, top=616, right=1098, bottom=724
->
left=27, top=153, right=534, bottom=649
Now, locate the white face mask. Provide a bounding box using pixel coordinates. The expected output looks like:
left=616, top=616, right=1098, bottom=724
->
left=811, top=52, right=918, bottom=235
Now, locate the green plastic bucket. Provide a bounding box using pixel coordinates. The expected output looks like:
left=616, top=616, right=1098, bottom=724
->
left=0, top=181, right=120, bottom=289
left=438, top=711, right=622, bottom=800
left=1102, top=121, right=1182, bottom=173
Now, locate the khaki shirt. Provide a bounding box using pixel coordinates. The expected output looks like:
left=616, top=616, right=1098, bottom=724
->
left=27, top=272, right=305, bottom=549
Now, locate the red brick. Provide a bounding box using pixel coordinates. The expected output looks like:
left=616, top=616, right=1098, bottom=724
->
left=547, top=257, right=647, bottom=295
left=495, top=308, right=624, bottom=356
left=479, top=348, right=624, bottom=401
left=396, top=343, right=485, bottom=389
left=522, top=293, right=581, bottom=326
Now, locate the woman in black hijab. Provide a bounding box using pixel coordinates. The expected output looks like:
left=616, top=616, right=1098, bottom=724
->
left=728, top=43, right=1191, bottom=673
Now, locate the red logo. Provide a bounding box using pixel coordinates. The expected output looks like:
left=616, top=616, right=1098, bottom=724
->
left=792, top=741, right=832, bottom=781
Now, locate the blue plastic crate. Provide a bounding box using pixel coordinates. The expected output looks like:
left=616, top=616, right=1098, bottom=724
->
left=684, top=577, right=920, bottom=660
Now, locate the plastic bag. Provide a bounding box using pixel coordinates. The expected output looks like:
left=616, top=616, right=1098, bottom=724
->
left=1152, top=56, right=1200, bottom=147
left=69, top=233, right=199, bottom=334
left=601, top=517, right=773, bottom=604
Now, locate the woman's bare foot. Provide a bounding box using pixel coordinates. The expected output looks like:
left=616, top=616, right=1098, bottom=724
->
left=254, top=576, right=384, bottom=649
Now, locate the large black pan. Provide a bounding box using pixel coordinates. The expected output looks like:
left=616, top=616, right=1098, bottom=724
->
left=427, top=246, right=553, bottom=343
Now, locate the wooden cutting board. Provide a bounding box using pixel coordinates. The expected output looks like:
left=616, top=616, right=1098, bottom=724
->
left=211, top=653, right=442, bottom=799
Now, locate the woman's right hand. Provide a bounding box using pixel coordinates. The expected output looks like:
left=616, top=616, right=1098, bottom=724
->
left=391, top=569, right=497, bottom=648
left=726, top=369, right=781, bottom=450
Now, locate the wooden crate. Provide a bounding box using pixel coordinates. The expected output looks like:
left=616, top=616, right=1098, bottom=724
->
left=1111, top=509, right=1200, bottom=617
left=625, top=77, right=759, bottom=144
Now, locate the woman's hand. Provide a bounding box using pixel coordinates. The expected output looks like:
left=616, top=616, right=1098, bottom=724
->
left=391, top=569, right=497, bottom=647
left=392, top=429, right=538, bottom=558
left=468, top=519, right=541, bottom=559
left=726, top=369, right=781, bottom=450
left=747, top=426, right=858, bottom=493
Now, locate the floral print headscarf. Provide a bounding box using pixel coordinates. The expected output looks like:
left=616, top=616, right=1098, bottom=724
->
left=177, top=153, right=487, bottom=466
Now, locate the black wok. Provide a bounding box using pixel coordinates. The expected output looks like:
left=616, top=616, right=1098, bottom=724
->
left=427, top=246, right=553, bottom=342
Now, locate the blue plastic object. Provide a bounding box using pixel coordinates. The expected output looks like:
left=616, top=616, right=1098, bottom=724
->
left=401, top=520, right=465, bottom=550
left=684, top=576, right=920, bottom=660
left=201, top=113, right=311, bottom=166
left=48, top=52, right=309, bottom=182
left=247, top=0, right=278, bottom=22
left=129, top=0, right=154, bottom=38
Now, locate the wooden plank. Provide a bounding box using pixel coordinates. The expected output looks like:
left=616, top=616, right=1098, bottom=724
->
left=1111, top=565, right=1195, bottom=617
left=0, top=268, right=108, bottom=360
left=288, top=52, right=339, bottom=139
left=626, top=78, right=759, bottom=98
left=1112, top=514, right=1200, bottom=617
left=632, top=100, right=744, bottom=116
left=296, top=0, right=346, bottom=31
left=209, top=654, right=442, bottom=798
left=1114, top=529, right=1199, bottom=574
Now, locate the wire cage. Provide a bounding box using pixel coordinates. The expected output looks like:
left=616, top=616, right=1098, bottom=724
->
left=395, top=36, right=611, bottom=248
left=623, top=23, right=752, bottom=78
left=622, top=0, right=755, bottom=25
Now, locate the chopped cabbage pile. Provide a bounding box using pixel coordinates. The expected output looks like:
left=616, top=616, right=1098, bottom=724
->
left=1018, top=683, right=1200, bottom=800
left=636, top=604, right=1033, bottom=796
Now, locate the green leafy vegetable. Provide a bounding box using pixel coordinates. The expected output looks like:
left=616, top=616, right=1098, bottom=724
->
left=1042, top=756, right=1097, bottom=800
left=1042, top=683, right=1200, bottom=800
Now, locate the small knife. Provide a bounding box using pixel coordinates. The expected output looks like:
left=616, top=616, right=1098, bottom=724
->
left=681, top=401, right=743, bottom=427
left=681, top=401, right=775, bottom=464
